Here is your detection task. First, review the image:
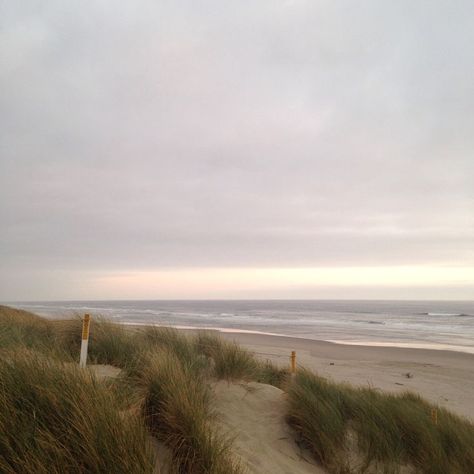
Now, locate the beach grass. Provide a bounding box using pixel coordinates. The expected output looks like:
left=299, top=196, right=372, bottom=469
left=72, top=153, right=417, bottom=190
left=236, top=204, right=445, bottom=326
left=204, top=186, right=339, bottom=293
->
left=0, top=307, right=244, bottom=474
left=254, top=360, right=290, bottom=388
left=287, top=368, right=474, bottom=473
left=195, top=332, right=258, bottom=380
left=0, top=349, right=155, bottom=474
left=0, top=305, right=55, bottom=351
left=50, top=316, right=142, bottom=368
left=195, top=332, right=290, bottom=386
left=130, top=348, right=243, bottom=474
left=141, top=326, right=201, bottom=367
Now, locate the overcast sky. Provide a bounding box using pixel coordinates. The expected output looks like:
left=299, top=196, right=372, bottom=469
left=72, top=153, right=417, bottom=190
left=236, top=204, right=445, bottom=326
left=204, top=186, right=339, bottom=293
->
left=1, top=1, right=473, bottom=300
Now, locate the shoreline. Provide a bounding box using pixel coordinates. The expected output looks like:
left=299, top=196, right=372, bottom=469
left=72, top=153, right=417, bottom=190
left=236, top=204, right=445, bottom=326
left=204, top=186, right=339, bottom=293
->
left=120, top=321, right=474, bottom=355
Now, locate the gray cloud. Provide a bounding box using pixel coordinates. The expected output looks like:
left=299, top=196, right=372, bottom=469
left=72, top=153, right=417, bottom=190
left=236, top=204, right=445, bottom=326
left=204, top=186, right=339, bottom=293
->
left=1, top=1, right=473, bottom=298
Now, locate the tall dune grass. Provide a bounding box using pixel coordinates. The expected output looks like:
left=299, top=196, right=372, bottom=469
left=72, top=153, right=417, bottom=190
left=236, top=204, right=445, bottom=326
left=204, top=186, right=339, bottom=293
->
left=0, top=305, right=54, bottom=350
left=0, top=308, right=247, bottom=473
left=195, top=332, right=258, bottom=380
left=53, top=316, right=142, bottom=368
left=0, top=349, right=155, bottom=474
left=287, top=368, right=474, bottom=473
left=132, top=349, right=243, bottom=474
left=142, top=326, right=200, bottom=366
left=195, top=331, right=289, bottom=386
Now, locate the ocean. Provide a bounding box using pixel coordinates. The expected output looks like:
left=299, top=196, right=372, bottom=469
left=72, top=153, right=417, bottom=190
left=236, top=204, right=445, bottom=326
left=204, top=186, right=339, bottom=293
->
left=8, top=300, right=474, bottom=354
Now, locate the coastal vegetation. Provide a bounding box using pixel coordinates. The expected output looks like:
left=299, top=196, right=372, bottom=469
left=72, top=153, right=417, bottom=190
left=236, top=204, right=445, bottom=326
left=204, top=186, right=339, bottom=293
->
left=287, top=369, right=474, bottom=473
left=0, top=305, right=473, bottom=473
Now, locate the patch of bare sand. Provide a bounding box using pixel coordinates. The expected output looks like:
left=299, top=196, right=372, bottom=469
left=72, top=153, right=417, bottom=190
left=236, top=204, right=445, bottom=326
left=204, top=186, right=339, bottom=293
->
left=212, top=380, right=326, bottom=474
left=88, top=364, right=122, bottom=378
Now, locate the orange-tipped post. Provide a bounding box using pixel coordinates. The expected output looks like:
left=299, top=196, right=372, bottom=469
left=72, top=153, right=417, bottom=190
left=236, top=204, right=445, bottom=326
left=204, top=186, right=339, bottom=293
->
left=79, top=314, right=91, bottom=368
left=290, top=351, right=296, bottom=374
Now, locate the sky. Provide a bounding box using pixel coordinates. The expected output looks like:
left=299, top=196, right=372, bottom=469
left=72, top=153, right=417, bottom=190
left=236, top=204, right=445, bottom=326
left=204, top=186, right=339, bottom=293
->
left=1, top=1, right=473, bottom=301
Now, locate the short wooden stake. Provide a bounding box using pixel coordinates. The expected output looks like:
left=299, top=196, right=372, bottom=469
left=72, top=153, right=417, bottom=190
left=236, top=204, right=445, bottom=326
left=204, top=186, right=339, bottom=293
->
left=431, top=408, right=438, bottom=425
left=290, top=351, right=296, bottom=374
left=79, top=314, right=91, bottom=368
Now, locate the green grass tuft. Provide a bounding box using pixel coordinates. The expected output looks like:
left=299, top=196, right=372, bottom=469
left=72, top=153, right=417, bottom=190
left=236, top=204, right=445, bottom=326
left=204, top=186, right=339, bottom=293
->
left=254, top=360, right=290, bottom=388
left=142, top=326, right=200, bottom=365
left=195, top=332, right=258, bottom=380
left=52, top=317, right=143, bottom=368
left=287, top=368, right=474, bottom=473
left=0, top=349, right=155, bottom=474
left=133, top=349, right=243, bottom=474
left=0, top=305, right=55, bottom=351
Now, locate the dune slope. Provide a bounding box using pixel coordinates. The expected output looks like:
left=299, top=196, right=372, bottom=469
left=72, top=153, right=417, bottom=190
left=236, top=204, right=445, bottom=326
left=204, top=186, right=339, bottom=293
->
left=213, top=381, right=326, bottom=474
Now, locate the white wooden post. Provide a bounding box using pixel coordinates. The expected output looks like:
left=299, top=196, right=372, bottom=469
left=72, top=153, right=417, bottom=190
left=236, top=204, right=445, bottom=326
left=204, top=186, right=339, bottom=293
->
left=79, top=314, right=91, bottom=368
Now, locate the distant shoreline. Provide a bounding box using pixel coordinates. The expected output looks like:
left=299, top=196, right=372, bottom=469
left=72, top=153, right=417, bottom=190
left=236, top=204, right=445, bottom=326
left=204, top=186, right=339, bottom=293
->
left=120, top=321, right=474, bottom=355
left=9, top=299, right=474, bottom=359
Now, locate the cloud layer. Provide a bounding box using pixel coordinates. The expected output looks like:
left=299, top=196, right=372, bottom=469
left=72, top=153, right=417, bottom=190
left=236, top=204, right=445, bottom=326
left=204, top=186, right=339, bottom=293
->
left=1, top=1, right=473, bottom=299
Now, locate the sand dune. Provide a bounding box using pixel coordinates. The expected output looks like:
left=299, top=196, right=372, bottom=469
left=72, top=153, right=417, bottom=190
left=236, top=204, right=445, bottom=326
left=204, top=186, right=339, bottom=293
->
left=213, top=380, right=325, bottom=474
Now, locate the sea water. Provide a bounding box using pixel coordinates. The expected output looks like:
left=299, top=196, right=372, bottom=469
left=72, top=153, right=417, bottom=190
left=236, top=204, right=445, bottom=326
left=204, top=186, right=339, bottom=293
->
left=8, top=300, right=474, bottom=354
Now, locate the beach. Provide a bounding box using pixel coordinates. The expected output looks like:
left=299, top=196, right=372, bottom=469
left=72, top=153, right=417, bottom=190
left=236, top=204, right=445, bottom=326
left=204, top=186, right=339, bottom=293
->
left=217, top=331, right=474, bottom=421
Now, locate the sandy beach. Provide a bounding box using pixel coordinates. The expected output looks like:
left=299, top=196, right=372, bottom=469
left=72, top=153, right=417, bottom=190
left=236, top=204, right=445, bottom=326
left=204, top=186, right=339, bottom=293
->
left=212, top=331, right=474, bottom=421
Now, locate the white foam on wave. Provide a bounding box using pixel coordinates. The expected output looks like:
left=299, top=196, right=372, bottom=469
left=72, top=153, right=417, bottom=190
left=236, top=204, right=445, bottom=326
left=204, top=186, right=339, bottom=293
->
left=427, top=312, right=463, bottom=317
left=327, top=340, right=474, bottom=355
left=119, top=321, right=286, bottom=338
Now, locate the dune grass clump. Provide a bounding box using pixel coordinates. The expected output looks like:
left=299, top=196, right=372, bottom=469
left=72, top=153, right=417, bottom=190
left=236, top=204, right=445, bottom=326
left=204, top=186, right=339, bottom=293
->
left=52, top=317, right=143, bottom=368
left=88, top=320, right=142, bottom=368
left=0, top=305, right=55, bottom=351
left=132, top=349, right=243, bottom=474
left=0, top=307, right=141, bottom=368
left=287, top=369, right=474, bottom=474
left=0, top=306, right=277, bottom=472
left=286, top=370, right=348, bottom=470
left=195, top=332, right=289, bottom=387
left=142, top=326, right=199, bottom=365
left=195, top=332, right=259, bottom=380
left=254, top=360, right=290, bottom=388
left=0, top=349, right=155, bottom=474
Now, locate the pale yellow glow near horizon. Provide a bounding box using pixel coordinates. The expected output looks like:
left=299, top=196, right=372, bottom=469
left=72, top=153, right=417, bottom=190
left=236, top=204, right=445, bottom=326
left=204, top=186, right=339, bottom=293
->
left=92, top=265, right=474, bottom=299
